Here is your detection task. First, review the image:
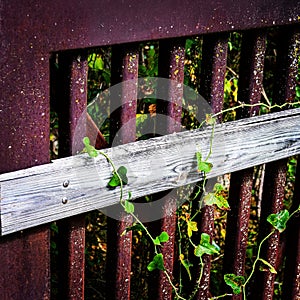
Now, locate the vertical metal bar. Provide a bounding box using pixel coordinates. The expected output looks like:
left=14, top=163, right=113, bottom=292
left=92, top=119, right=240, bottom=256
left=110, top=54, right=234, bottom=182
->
left=0, top=37, right=50, bottom=300
left=106, top=44, right=139, bottom=300
left=55, top=51, right=88, bottom=299
left=197, top=33, right=228, bottom=299
left=282, top=158, right=300, bottom=300
left=222, top=30, right=267, bottom=300
left=147, top=38, right=185, bottom=300
left=253, top=26, right=300, bottom=300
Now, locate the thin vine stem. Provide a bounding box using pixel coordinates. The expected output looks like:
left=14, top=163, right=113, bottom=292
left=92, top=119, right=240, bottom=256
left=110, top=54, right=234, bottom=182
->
left=211, top=101, right=300, bottom=121
left=84, top=98, right=300, bottom=299
left=98, top=150, right=125, bottom=202
left=209, top=293, right=233, bottom=299
left=188, top=255, right=204, bottom=300
left=98, top=150, right=159, bottom=253
left=243, top=229, right=275, bottom=288
left=164, top=270, right=186, bottom=300
left=205, top=120, right=216, bottom=162
left=177, top=219, right=184, bottom=295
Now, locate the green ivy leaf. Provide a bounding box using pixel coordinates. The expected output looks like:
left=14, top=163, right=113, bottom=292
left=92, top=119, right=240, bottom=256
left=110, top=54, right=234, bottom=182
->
left=267, top=209, right=289, bottom=232
left=213, top=183, right=225, bottom=192
left=203, top=193, right=215, bottom=205
left=196, top=151, right=202, bottom=169
left=124, top=200, right=134, bottom=214
left=296, top=86, right=300, bottom=98
left=187, top=220, right=198, bottom=238
left=88, top=53, right=104, bottom=70
left=107, top=172, right=121, bottom=187
left=198, top=161, right=213, bottom=173
left=196, top=151, right=213, bottom=173
left=214, top=194, right=230, bottom=210
left=224, top=274, right=245, bottom=295
left=117, top=166, right=128, bottom=185
left=147, top=253, right=165, bottom=271
left=259, top=259, right=277, bottom=274
left=153, top=237, right=161, bottom=245
left=158, top=231, right=169, bottom=243
left=194, top=233, right=219, bottom=257
left=203, top=183, right=230, bottom=210
left=107, top=166, right=128, bottom=188
left=153, top=232, right=169, bottom=245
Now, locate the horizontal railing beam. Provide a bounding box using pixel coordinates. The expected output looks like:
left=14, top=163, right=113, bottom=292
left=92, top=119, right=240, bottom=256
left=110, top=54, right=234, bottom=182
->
left=1, top=1, right=299, bottom=52
left=1, top=108, right=300, bottom=235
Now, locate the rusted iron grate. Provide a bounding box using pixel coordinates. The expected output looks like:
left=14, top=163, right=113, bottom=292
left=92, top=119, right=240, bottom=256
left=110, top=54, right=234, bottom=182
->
left=48, top=28, right=300, bottom=300
left=0, top=1, right=300, bottom=300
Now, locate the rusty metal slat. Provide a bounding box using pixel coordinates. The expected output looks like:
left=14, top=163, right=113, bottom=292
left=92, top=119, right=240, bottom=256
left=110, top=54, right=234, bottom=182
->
left=236, top=31, right=267, bottom=119
left=253, top=27, right=300, bottom=300
left=200, top=33, right=229, bottom=121
left=252, top=159, right=287, bottom=300
left=106, top=45, right=139, bottom=300
left=146, top=38, right=186, bottom=300
left=196, top=33, right=228, bottom=299
left=157, top=38, right=186, bottom=132
left=55, top=52, right=88, bottom=299
left=282, top=158, right=300, bottom=300
left=222, top=31, right=267, bottom=300
left=0, top=15, right=51, bottom=297
left=272, top=27, right=300, bottom=108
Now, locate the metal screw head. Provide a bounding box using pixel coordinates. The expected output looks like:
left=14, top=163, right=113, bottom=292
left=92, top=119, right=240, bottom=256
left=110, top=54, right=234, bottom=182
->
left=62, top=197, right=68, bottom=204
left=63, top=180, right=70, bottom=188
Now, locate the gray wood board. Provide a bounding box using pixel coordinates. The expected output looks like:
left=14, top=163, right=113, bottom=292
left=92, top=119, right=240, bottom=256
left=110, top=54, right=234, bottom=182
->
left=1, top=108, right=300, bottom=235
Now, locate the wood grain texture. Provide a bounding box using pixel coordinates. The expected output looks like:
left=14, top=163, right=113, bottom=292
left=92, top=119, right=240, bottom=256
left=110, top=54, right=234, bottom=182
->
left=1, top=108, right=300, bottom=235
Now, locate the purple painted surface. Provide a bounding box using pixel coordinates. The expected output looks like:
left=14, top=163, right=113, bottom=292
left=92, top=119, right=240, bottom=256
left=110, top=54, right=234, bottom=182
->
left=0, top=2, right=51, bottom=298
left=1, top=1, right=300, bottom=52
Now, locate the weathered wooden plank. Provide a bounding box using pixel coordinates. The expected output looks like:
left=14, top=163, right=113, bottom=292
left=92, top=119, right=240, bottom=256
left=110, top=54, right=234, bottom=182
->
left=1, top=108, right=300, bottom=235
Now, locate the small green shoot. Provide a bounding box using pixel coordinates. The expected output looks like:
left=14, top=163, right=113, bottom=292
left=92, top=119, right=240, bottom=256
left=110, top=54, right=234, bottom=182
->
left=83, top=137, right=98, bottom=157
